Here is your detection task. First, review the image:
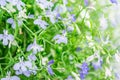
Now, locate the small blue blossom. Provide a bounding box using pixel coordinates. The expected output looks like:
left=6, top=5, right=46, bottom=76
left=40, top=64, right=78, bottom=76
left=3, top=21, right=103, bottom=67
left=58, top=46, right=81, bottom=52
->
left=28, top=53, right=37, bottom=61
left=13, top=57, right=32, bottom=75
left=0, top=0, right=6, bottom=7
left=27, top=39, right=44, bottom=54
left=110, top=0, right=117, bottom=4
left=48, top=60, right=54, bottom=65
left=79, top=62, right=89, bottom=80
left=0, top=30, right=14, bottom=46
left=63, top=0, right=68, bottom=5
left=13, top=57, right=38, bottom=77
left=46, top=10, right=57, bottom=24
left=53, top=30, right=68, bottom=44
left=34, top=17, right=48, bottom=29
left=36, top=0, right=53, bottom=10
left=71, top=14, right=76, bottom=22
left=6, top=0, right=25, bottom=11
left=7, top=18, right=16, bottom=29
left=84, top=0, right=89, bottom=6
left=1, top=71, right=20, bottom=80
left=92, top=58, right=102, bottom=70
left=47, top=60, right=54, bottom=75
left=47, top=66, right=54, bottom=75
left=56, top=13, right=62, bottom=20
left=65, top=75, right=74, bottom=80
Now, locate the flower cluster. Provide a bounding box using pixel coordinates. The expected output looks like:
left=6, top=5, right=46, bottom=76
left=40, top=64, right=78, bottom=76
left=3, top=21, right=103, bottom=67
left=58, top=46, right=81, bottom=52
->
left=0, top=0, right=119, bottom=80
left=79, top=62, right=89, bottom=80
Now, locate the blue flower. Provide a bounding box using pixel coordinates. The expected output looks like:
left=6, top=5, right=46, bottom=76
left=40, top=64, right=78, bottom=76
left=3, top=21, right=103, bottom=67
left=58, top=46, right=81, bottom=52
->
left=47, top=60, right=54, bottom=75
left=0, top=0, right=6, bottom=6
left=84, top=0, right=89, bottom=6
left=48, top=60, right=54, bottom=65
left=65, top=75, right=74, bottom=80
left=79, top=62, right=89, bottom=80
left=110, top=0, right=117, bottom=4
left=46, top=10, right=56, bottom=24
left=7, top=18, right=16, bottom=29
left=36, top=0, right=53, bottom=10
left=47, top=66, right=54, bottom=75
left=13, top=57, right=37, bottom=77
left=53, top=30, right=68, bottom=44
left=28, top=53, right=37, bottom=61
left=27, top=39, right=44, bottom=54
left=63, top=0, right=68, bottom=5
left=0, top=30, right=14, bottom=46
left=71, top=14, right=76, bottom=22
left=1, top=71, right=20, bottom=80
left=92, top=58, right=102, bottom=70
left=6, top=0, right=25, bottom=11
left=34, top=16, right=48, bottom=29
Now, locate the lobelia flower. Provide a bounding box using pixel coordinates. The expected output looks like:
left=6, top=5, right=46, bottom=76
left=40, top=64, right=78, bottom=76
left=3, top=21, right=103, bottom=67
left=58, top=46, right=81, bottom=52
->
left=13, top=57, right=37, bottom=77
left=84, top=0, right=89, bottom=6
left=63, top=0, right=68, bottom=5
left=47, top=66, right=54, bottom=75
left=45, top=10, right=57, bottom=24
left=34, top=16, right=48, bottom=29
left=48, top=60, right=54, bottom=65
left=53, top=30, right=68, bottom=44
left=47, top=60, right=54, bottom=75
left=28, top=53, right=37, bottom=61
left=1, top=71, right=20, bottom=80
left=71, top=14, right=76, bottom=22
left=0, top=30, right=14, bottom=46
left=17, top=9, right=27, bottom=18
left=27, top=39, right=44, bottom=54
left=23, top=64, right=38, bottom=77
left=13, top=57, right=32, bottom=75
left=7, top=18, right=16, bottom=29
left=65, top=75, right=74, bottom=80
left=0, top=0, right=7, bottom=7
left=6, top=0, right=25, bottom=11
left=92, top=58, right=102, bottom=70
left=56, top=13, right=62, bottom=20
left=110, top=0, right=117, bottom=4
left=36, top=0, right=53, bottom=10
left=79, top=62, right=89, bottom=80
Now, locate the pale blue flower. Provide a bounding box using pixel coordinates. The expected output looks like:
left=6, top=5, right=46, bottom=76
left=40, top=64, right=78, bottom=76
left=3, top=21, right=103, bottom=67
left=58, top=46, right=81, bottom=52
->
left=6, top=0, right=25, bottom=11
left=46, top=10, right=56, bottom=24
left=79, top=62, right=89, bottom=80
left=47, top=66, right=54, bottom=75
left=92, top=58, right=102, bottom=70
left=65, top=75, right=74, bottom=80
left=7, top=18, right=16, bottom=29
left=36, top=0, right=53, bottom=10
left=28, top=14, right=34, bottom=19
left=1, top=71, right=20, bottom=80
left=63, top=0, right=68, bottom=5
left=0, top=0, right=7, bottom=6
left=13, top=57, right=37, bottom=77
left=71, top=14, right=76, bottom=22
left=13, top=57, right=32, bottom=75
left=28, top=53, right=37, bottom=61
left=27, top=39, right=44, bottom=54
left=48, top=60, right=54, bottom=65
left=56, top=13, right=62, bottom=20
left=84, top=0, right=89, bottom=6
left=0, top=30, right=14, bottom=46
left=34, top=17, right=48, bottom=29
left=23, top=64, right=38, bottom=77
left=110, top=0, right=117, bottom=4
left=47, top=60, right=54, bottom=75
left=53, top=31, right=68, bottom=44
